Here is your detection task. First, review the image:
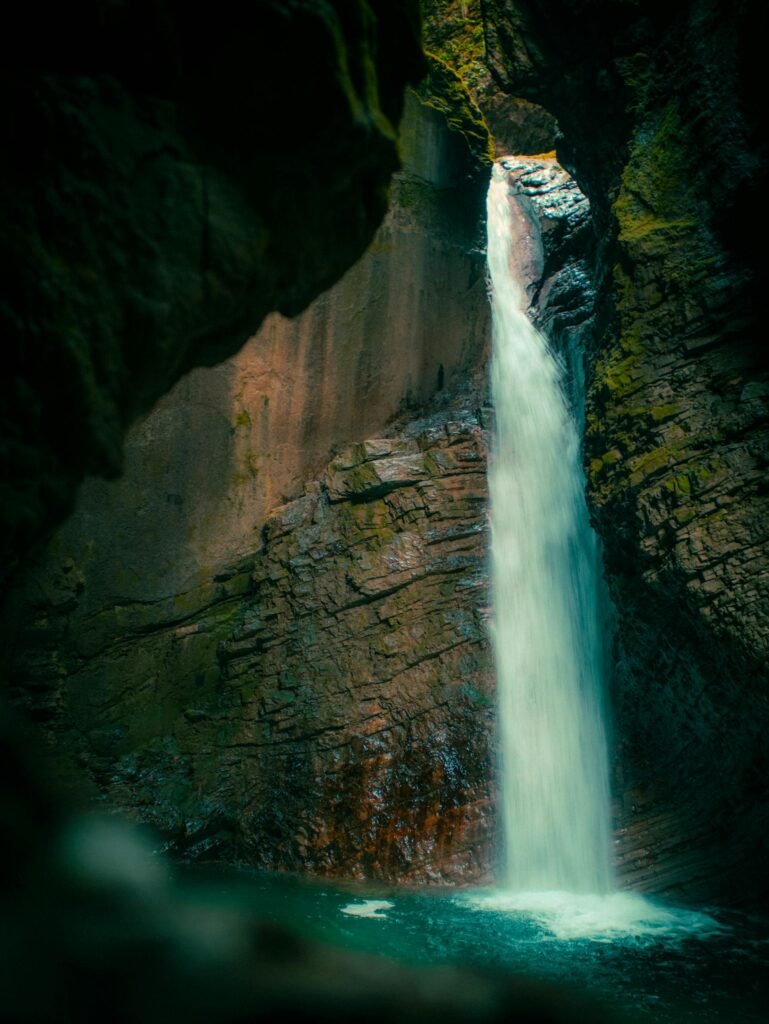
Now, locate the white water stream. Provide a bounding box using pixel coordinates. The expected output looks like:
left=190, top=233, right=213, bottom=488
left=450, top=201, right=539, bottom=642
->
left=487, top=161, right=613, bottom=895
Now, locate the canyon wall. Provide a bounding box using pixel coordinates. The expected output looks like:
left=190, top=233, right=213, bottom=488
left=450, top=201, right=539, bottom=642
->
left=10, top=90, right=489, bottom=613
left=3, top=88, right=498, bottom=880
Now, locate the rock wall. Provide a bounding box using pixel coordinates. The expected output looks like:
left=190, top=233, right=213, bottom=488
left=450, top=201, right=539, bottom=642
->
left=11, top=91, right=489, bottom=611
left=481, top=0, right=769, bottom=905
left=0, top=1, right=423, bottom=584
left=21, top=408, right=495, bottom=881
left=9, top=0, right=766, bottom=905
left=423, top=0, right=558, bottom=157
left=3, top=89, right=496, bottom=880
left=152, top=417, right=493, bottom=879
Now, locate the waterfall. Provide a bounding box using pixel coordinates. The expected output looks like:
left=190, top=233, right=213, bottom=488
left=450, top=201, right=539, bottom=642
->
left=487, top=161, right=613, bottom=894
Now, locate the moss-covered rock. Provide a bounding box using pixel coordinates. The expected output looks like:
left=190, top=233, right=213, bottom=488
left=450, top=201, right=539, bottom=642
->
left=417, top=52, right=494, bottom=169
left=421, top=0, right=558, bottom=155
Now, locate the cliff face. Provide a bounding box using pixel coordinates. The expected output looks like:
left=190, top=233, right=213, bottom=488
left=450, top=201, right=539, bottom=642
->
left=482, top=0, right=769, bottom=904
left=159, top=419, right=493, bottom=879
left=19, top=412, right=494, bottom=881
left=0, top=1, right=423, bottom=583
left=3, top=89, right=496, bottom=879
left=423, top=0, right=557, bottom=156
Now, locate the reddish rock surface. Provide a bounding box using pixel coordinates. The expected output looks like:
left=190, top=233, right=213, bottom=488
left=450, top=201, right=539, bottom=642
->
left=13, top=92, right=489, bottom=609
left=0, top=2, right=424, bottom=583
left=6, top=404, right=496, bottom=882
left=213, top=417, right=495, bottom=880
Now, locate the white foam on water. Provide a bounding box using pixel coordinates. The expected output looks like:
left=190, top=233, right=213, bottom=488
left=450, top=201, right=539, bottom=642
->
left=464, top=889, right=725, bottom=941
left=340, top=900, right=394, bottom=920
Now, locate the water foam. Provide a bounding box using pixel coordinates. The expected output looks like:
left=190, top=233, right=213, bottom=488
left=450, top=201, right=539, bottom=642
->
left=340, top=900, right=394, bottom=920
left=464, top=889, right=725, bottom=941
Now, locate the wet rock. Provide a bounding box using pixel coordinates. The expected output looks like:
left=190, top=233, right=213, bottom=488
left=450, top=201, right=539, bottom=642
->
left=324, top=444, right=430, bottom=503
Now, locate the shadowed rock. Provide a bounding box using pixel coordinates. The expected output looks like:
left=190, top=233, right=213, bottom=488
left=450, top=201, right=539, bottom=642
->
left=0, top=0, right=424, bottom=582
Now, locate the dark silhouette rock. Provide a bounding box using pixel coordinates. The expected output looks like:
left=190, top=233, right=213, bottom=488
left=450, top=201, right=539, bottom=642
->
left=0, top=0, right=424, bottom=583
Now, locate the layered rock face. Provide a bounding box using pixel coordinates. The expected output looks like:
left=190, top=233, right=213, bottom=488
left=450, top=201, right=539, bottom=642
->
left=3, top=90, right=495, bottom=880
left=23, top=409, right=494, bottom=881
left=482, top=0, right=769, bottom=905
left=0, top=0, right=423, bottom=583
left=8, top=0, right=766, bottom=908
left=174, top=418, right=492, bottom=879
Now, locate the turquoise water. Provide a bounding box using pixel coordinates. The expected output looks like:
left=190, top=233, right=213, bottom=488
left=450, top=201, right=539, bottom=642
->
left=181, top=868, right=769, bottom=1023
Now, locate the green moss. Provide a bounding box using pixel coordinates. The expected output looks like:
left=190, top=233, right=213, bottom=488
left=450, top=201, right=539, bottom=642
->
left=628, top=446, right=673, bottom=486
left=416, top=53, right=493, bottom=167
left=596, top=350, right=644, bottom=398
left=687, top=458, right=726, bottom=492
left=343, top=462, right=381, bottom=495
left=615, top=106, right=697, bottom=224
left=650, top=404, right=679, bottom=423
left=663, top=474, right=691, bottom=496
left=589, top=448, right=623, bottom=483
left=615, top=210, right=696, bottom=245
left=609, top=103, right=719, bottom=377
left=673, top=507, right=695, bottom=524
left=421, top=0, right=487, bottom=91
left=592, top=318, right=649, bottom=396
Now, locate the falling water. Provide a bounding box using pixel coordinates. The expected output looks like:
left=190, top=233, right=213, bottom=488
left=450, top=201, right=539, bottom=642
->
left=487, top=161, right=613, bottom=894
